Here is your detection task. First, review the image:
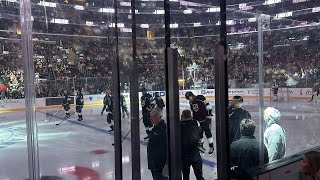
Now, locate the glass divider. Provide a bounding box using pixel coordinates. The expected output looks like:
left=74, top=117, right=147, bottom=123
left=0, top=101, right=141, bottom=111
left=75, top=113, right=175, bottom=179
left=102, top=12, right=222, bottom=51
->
left=20, top=0, right=40, bottom=179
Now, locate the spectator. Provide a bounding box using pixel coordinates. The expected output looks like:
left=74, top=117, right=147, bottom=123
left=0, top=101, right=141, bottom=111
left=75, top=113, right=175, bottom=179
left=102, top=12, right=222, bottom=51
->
left=230, top=119, right=269, bottom=179
left=263, top=107, right=286, bottom=162
left=180, top=109, right=204, bottom=180
left=228, top=96, right=252, bottom=144
left=147, top=108, right=168, bottom=180
left=300, top=151, right=320, bottom=180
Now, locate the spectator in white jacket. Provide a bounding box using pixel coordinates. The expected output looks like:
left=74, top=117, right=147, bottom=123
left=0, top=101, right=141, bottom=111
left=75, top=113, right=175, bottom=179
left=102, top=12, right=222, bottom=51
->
left=263, top=107, right=286, bottom=162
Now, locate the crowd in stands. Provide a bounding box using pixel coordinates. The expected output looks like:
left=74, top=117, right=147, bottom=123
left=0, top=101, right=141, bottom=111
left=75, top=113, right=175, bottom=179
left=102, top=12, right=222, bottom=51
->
left=1, top=24, right=320, bottom=99
left=1, top=0, right=320, bottom=99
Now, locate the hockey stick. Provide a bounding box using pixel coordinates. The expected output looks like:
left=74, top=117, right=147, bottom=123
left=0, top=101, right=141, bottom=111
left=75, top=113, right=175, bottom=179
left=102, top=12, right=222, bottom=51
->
left=47, top=106, right=63, bottom=122
left=112, top=117, right=143, bottom=146
left=55, top=111, right=77, bottom=125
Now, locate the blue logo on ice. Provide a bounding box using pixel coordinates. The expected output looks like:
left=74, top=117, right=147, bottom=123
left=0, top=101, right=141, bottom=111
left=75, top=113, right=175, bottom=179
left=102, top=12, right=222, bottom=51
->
left=89, top=97, right=93, bottom=101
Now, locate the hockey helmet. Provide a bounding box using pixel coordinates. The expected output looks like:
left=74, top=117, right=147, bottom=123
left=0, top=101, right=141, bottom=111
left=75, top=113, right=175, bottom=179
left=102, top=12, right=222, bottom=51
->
left=185, top=91, right=194, bottom=99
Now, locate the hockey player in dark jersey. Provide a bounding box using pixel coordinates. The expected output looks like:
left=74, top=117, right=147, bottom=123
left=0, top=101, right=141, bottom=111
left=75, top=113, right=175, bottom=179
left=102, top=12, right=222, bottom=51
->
left=104, top=92, right=114, bottom=132
left=141, top=88, right=156, bottom=140
left=153, top=92, right=165, bottom=110
left=309, top=82, right=320, bottom=102
left=101, top=90, right=111, bottom=115
left=271, top=79, right=279, bottom=101
left=120, top=94, right=129, bottom=118
left=75, top=89, right=84, bottom=121
left=185, top=91, right=214, bottom=155
left=62, top=90, right=72, bottom=118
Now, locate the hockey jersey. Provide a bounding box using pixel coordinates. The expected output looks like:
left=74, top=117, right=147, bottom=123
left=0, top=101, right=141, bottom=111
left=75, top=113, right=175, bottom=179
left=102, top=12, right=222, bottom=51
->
left=105, top=95, right=113, bottom=112
left=62, top=94, right=72, bottom=106
left=189, top=95, right=212, bottom=122
left=76, top=93, right=84, bottom=106
left=154, top=95, right=165, bottom=109
left=141, top=93, right=154, bottom=113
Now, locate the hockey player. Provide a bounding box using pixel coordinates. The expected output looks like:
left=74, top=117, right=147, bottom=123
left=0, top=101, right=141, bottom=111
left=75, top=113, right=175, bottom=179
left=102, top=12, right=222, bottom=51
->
left=271, top=79, right=279, bottom=101
left=309, top=82, right=320, bottom=102
left=141, top=88, right=155, bottom=140
left=185, top=91, right=214, bottom=155
left=104, top=92, right=114, bottom=132
left=62, top=90, right=72, bottom=118
left=75, top=89, right=84, bottom=121
left=120, top=94, right=129, bottom=118
left=101, top=90, right=111, bottom=115
left=153, top=92, right=165, bottom=110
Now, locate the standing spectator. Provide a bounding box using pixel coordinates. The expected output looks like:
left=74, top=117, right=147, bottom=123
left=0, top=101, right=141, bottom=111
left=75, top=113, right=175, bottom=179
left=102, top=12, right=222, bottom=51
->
left=180, top=109, right=204, bottom=180
left=147, top=108, right=168, bottom=180
left=230, top=119, right=269, bottom=179
left=228, top=96, right=251, bottom=144
left=301, top=151, right=320, bottom=180
left=264, top=107, right=286, bottom=162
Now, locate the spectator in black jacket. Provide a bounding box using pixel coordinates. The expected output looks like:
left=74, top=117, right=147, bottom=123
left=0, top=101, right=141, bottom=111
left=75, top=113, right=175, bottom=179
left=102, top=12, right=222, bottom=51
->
left=230, top=119, right=269, bottom=179
left=229, top=96, right=251, bottom=144
left=180, top=109, right=205, bottom=180
left=147, top=107, right=168, bottom=180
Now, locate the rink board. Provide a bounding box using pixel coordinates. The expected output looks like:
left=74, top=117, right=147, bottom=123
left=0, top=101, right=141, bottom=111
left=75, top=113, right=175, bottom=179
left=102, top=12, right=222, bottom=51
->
left=0, top=88, right=314, bottom=111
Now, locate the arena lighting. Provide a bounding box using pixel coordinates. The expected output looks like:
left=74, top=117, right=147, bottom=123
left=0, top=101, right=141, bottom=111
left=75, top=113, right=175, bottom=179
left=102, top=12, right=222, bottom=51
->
left=5, top=0, right=17, bottom=2
left=86, top=21, right=94, bottom=26
left=239, top=3, right=253, bottom=11
left=275, top=11, right=293, bottom=18
left=170, top=23, right=179, bottom=28
left=193, top=22, right=201, bottom=27
left=248, top=17, right=257, bottom=22
left=98, top=8, right=115, bottom=13
left=74, top=5, right=84, bottom=10
left=183, top=9, right=192, bottom=14
left=50, top=18, right=69, bottom=24
left=206, top=7, right=220, bottom=12
left=120, top=1, right=131, bottom=6
left=120, top=28, right=132, bottom=32
left=293, top=0, right=307, bottom=3
left=140, top=24, right=150, bottom=28
left=38, top=1, right=57, bottom=7
left=227, top=20, right=236, bottom=25
left=263, top=0, right=282, bottom=5
left=109, top=23, right=124, bottom=28
left=312, top=7, right=320, bottom=13
left=154, top=10, right=165, bottom=14
left=129, top=9, right=139, bottom=14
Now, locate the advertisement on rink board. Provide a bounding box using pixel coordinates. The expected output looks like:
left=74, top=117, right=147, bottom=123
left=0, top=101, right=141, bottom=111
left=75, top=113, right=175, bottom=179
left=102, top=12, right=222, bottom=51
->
left=0, top=88, right=316, bottom=111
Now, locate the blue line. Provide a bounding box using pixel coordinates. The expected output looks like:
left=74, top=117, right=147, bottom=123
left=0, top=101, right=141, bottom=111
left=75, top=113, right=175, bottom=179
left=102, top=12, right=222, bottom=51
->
left=38, top=110, right=216, bottom=168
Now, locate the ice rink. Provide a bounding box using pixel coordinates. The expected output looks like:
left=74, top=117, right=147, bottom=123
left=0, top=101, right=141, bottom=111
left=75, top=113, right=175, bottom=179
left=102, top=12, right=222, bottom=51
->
left=0, top=98, right=319, bottom=180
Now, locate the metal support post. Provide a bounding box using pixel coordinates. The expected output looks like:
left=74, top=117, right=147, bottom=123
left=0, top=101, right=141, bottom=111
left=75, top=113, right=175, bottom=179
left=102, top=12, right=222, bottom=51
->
left=166, top=48, right=182, bottom=180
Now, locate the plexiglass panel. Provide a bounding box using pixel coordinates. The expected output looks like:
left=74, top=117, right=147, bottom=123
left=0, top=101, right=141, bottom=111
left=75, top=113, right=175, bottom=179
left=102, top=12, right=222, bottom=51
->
left=31, top=0, right=116, bottom=178
left=170, top=0, right=220, bottom=179
left=227, top=0, right=320, bottom=178
left=0, top=1, right=29, bottom=179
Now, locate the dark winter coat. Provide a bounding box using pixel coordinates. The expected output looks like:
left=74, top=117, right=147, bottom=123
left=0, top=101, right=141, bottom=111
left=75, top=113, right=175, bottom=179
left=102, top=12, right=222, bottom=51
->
left=180, top=120, right=201, bottom=159
left=228, top=107, right=251, bottom=143
left=147, top=120, right=167, bottom=171
left=230, top=136, right=269, bottom=172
